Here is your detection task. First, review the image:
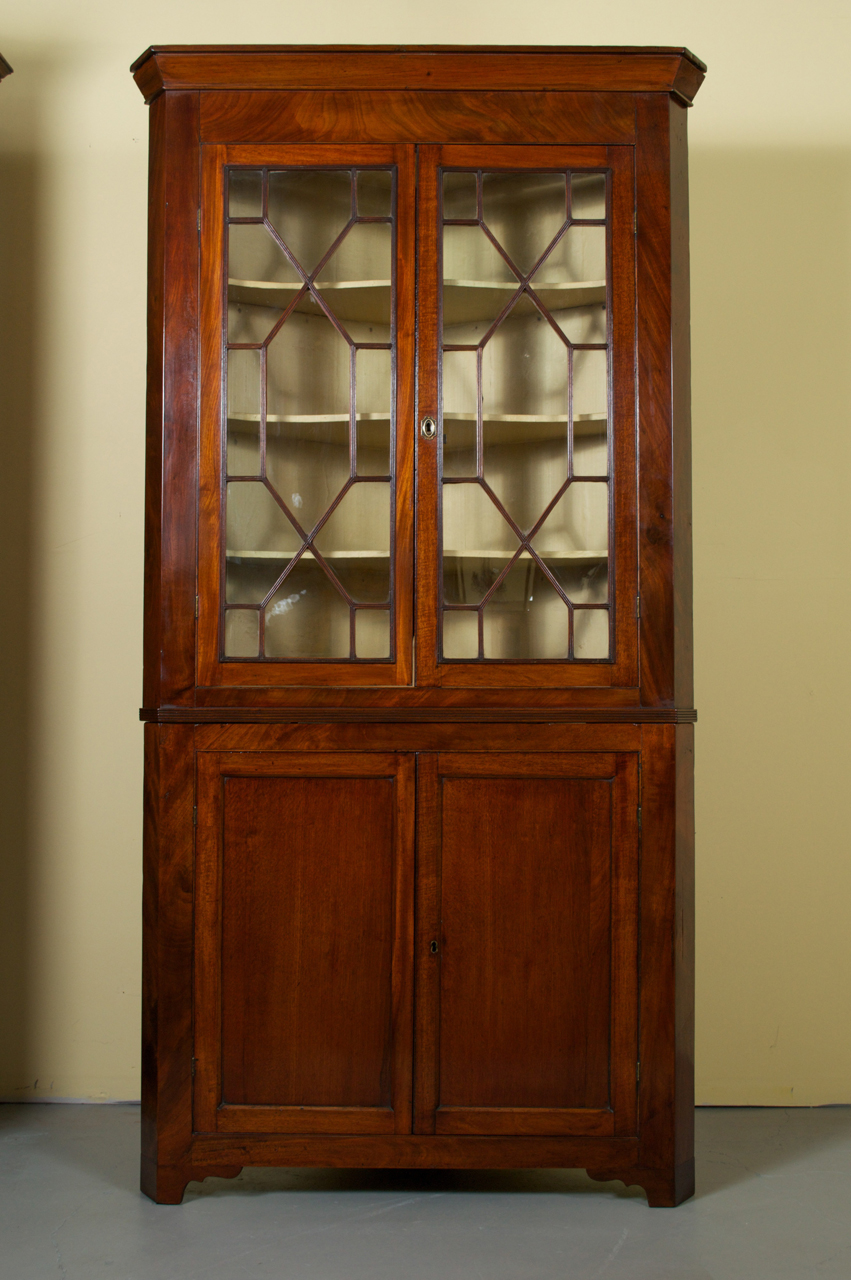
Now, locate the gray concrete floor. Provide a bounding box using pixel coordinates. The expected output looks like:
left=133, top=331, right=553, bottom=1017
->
left=0, top=1105, right=849, bottom=1279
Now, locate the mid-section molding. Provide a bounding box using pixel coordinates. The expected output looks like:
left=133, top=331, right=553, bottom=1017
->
left=140, top=706, right=697, bottom=724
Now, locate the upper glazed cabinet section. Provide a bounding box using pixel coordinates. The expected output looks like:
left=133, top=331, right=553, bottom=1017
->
left=135, top=48, right=703, bottom=707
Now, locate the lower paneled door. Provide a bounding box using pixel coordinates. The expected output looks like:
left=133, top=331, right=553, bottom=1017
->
left=193, top=750, right=639, bottom=1140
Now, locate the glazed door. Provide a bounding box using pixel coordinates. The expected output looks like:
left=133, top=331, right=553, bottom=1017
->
left=415, top=146, right=637, bottom=688
left=197, top=145, right=415, bottom=690
left=193, top=752, right=415, bottom=1134
left=414, top=752, right=639, bottom=1136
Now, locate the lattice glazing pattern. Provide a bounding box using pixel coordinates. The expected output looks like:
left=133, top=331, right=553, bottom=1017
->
left=441, top=169, right=611, bottom=661
left=223, top=167, right=395, bottom=660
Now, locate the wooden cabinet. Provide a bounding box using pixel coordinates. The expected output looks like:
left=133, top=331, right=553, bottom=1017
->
left=133, top=45, right=704, bottom=1207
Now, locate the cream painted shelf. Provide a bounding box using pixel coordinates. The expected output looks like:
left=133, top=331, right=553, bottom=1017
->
left=443, top=412, right=607, bottom=443
left=227, top=548, right=606, bottom=562
left=228, top=278, right=391, bottom=324
left=443, top=279, right=606, bottom=324
left=227, top=549, right=388, bottom=561
left=227, top=412, right=391, bottom=447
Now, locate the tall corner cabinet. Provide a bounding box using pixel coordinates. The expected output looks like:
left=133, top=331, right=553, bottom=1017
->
left=132, top=45, right=704, bottom=1207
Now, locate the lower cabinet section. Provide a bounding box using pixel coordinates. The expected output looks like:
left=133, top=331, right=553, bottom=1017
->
left=142, top=722, right=694, bottom=1207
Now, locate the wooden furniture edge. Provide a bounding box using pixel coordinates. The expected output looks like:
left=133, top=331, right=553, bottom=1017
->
left=130, top=46, right=705, bottom=105
left=139, top=706, right=698, bottom=723
left=0, top=54, right=13, bottom=80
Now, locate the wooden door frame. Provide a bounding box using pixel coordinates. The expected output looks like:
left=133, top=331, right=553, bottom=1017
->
left=193, top=750, right=416, bottom=1135
left=414, top=750, right=639, bottom=1137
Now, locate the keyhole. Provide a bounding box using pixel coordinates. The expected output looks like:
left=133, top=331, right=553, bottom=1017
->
left=430, top=940, right=438, bottom=955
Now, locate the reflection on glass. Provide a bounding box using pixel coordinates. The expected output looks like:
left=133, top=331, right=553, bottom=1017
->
left=439, top=167, right=611, bottom=663
left=265, top=421, right=350, bottom=536
left=264, top=560, right=350, bottom=659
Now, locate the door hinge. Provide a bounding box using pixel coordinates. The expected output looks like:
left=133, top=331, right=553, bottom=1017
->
left=637, top=805, right=642, bottom=832
left=191, top=1057, right=196, bottom=1078
left=636, top=594, right=641, bottom=619
left=636, top=1060, right=641, bottom=1082
left=197, top=208, right=201, bottom=233
left=195, top=594, right=199, bottom=619
left=634, top=210, right=638, bottom=236
left=193, top=805, right=197, bottom=827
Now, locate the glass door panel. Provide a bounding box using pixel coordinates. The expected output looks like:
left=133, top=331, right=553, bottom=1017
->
left=440, top=166, right=611, bottom=663
left=223, top=164, right=396, bottom=663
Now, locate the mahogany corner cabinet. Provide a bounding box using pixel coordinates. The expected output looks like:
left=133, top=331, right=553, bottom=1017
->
left=133, top=44, right=704, bottom=1207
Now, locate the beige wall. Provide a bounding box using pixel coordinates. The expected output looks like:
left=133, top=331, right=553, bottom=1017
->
left=0, top=1, right=849, bottom=1104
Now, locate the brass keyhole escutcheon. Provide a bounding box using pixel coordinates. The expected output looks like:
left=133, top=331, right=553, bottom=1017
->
left=421, top=416, right=437, bottom=439
left=430, top=940, right=438, bottom=954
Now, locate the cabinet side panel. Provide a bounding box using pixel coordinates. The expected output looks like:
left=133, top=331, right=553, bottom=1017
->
left=670, top=101, right=694, bottom=707
left=144, top=91, right=200, bottom=709
left=141, top=724, right=196, bottom=1196
left=635, top=95, right=674, bottom=706
left=675, top=723, right=695, bottom=1168
left=637, top=724, right=694, bottom=1188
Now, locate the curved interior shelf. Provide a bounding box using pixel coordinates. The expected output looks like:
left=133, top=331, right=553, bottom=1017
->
left=444, top=549, right=608, bottom=563
left=227, top=413, right=391, bottom=447
left=227, top=549, right=389, bottom=561
left=443, top=279, right=606, bottom=325
left=443, top=412, right=607, bottom=443
left=228, top=278, right=391, bottom=324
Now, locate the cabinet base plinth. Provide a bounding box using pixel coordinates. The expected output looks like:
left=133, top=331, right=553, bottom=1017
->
left=141, top=1157, right=243, bottom=1205
left=587, top=1158, right=695, bottom=1207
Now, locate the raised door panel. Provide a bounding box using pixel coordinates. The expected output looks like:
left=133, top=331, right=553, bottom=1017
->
left=415, top=752, right=638, bottom=1137
left=194, top=752, right=414, bottom=1134
left=416, top=144, right=637, bottom=690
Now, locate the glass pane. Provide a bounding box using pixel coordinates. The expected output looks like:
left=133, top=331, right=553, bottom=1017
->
left=222, top=166, right=397, bottom=664
left=443, top=224, right=518, bottom=339
left=574, top=608, right=610, bottom=658
left=482, top=172, right=566, bottom=276
left=438, top=166, right=613, bottom=665
left=266, top=308, right=350, bottom=421
left=228, top=224, right=301, bottom=343
left=225, top=482, right=300, bottom=604
left=265, top=420, right=350, bottom=537
left=355, top=609, right=390, bottom=659
left=443, top=172, right=478, bottom=220
left=267, top=170, right=353, bottom=274
left=532, top=225, right=606, bottom=341
left=227, top=347, right=261, bottom=420
left=313, top=483, right=391, bottom=602
left=228, top=169, right=262, bottom=218
left=442, top=610, right=479, bottom=659
left=482, top=556, right=570, bottom=659
left=482, top=304, right=569, bottom=419
left=226, top=421, right=260, bottom=479
left=224, top=608, right=260, bottom=657
left=264, top=559, right=350, bottom=659
left=315, top=222, right=392, bottom=331
left=356, top=347, right=392, bottom=476
left=357, top=170, right=392, bottom=218
left=443, top=418, right=477, bottom=478
left=531, top=482, right=609, bottom=601
left=571, top=173, right=606, bottom=221
left=573, top=348, right=608, bottom=426
left=483, top=418, right=567, bottom=535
